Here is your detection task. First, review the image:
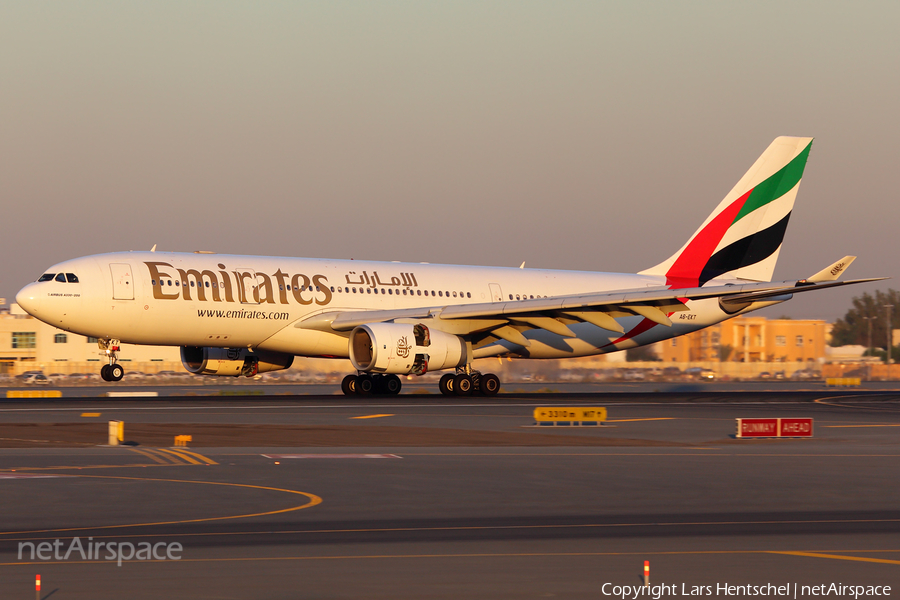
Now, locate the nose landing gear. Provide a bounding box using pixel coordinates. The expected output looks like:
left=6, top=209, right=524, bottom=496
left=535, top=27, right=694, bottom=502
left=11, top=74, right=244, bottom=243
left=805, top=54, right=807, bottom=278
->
left=98, top=339, right=125, bottom=382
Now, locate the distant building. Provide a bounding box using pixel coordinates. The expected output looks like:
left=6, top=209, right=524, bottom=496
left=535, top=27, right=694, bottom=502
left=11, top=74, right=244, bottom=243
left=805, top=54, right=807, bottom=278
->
left=0, top=304, right=180, bottom=375
left=658, top=316, right=828, bottom=365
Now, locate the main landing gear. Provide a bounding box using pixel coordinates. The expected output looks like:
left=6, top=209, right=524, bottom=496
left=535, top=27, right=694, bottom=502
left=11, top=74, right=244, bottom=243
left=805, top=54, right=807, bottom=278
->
left=98, top=338, right=125, bottom=382
left=341, top=373, right=402, bottom=396
left=340, top=369, right=501, bottom=397
left=438, top=370, right=501, bottom=396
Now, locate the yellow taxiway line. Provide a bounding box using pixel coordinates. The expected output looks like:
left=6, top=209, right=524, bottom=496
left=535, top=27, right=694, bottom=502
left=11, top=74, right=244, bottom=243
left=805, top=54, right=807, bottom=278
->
left=0, top=474, right=322, bottom=537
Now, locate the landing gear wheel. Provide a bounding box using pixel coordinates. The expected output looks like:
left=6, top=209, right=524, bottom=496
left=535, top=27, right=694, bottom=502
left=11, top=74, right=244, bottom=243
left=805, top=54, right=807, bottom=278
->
left=481, top=373, right=501, bottom=396
left=470, top=372, right=482, bottom=394
left=100, top=365, right=112, bottom=382
left=385, top=374, right=402, bottom=395
left=356, top=374, right=374, bottom=395
left=341, top=375, right=357, bottom=395
left=439, top=373, right=455, bottom=396
left=454, top=374, right=473, bottom=396
left=372, top=374, right=386, bottom=394
left=109, top=364, right=125, bottom=382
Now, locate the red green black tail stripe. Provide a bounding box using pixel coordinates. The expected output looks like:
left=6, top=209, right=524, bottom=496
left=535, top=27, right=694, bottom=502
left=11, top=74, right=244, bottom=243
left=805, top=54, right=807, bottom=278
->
left=665, top=141, right=811, bottom=288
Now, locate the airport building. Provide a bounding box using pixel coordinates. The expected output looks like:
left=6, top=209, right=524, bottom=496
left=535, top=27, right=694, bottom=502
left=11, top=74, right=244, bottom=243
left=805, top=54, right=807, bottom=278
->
left=0, top=303, right=181, bottom=375
left=660, top=316, right=829, bottom=365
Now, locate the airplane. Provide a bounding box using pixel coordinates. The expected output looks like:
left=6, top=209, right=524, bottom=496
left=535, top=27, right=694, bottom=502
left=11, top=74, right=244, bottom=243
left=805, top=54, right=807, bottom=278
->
left=15, top=136, right=881, bottom=396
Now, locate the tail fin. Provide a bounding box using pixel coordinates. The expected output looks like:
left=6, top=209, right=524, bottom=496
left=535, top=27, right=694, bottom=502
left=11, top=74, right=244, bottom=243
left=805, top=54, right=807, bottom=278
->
left=640, top=136, right=813, bottom=287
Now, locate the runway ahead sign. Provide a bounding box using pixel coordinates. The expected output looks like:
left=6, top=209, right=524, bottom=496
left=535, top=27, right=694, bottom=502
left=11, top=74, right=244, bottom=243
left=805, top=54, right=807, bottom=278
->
left=736, top=418, right=813, bottom=438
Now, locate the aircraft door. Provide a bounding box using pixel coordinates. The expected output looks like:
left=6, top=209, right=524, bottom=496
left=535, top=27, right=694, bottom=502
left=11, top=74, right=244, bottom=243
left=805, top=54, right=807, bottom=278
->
left=489, top=283, right=503, bottom=302
left=110, top=263, right=134, bottom=300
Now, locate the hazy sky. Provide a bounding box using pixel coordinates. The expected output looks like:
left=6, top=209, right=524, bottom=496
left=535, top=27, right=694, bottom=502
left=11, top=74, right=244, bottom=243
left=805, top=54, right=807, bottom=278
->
left=1, top=1, right=898, bottom=321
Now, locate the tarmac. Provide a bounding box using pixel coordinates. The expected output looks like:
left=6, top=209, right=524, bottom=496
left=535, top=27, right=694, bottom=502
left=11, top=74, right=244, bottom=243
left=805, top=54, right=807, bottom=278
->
left=0, top=387, right=899, bottom=599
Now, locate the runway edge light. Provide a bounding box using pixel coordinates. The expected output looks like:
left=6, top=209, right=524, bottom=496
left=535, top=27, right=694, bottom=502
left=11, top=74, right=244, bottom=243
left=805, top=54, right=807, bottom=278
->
left=644, top=561, right=649, bottom=586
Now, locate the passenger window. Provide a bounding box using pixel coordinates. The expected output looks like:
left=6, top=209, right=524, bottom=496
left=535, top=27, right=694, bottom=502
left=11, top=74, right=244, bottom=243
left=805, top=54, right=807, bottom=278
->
left=175, top=281, right=180, bottom=287
left=438, top=291, right=443, bottom=297
left=452, top=291, right=457, bottom=298
left=38, top=274, right=55, bottom=282
left=55, top=273, right=66, bottom=282
left=417, top=290, right=421, bottom=296
left=205, top=282, right=210, bottom=288
left=66, top=273, right=79, bottom=283
left=516, top=295, right=520, bottom=300
left=509, top=294, right=513, bottom=300
left=151, top=280, right=156, bottom=286
left=167, top=280, right=173, bottom=286
left=467, top=292, right=471, bottom=298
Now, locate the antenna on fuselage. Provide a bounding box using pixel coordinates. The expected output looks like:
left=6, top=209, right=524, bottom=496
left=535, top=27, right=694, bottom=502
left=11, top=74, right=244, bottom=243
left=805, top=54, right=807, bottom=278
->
left=150, top=244, right=157, bottom=252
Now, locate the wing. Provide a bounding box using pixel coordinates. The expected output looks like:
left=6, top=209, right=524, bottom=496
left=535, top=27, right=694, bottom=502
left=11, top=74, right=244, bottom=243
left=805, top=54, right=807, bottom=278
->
left=296, top=270, right=883, bottom=351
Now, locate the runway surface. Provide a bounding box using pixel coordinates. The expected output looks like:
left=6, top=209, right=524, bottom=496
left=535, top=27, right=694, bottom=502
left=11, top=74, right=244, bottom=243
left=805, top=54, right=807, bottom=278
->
left=1, top=390, right=899, bottom=598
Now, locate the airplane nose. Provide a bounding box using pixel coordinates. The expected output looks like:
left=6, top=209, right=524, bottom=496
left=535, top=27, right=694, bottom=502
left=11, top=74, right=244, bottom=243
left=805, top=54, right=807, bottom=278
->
left=15, top=283, right=39, bottom=316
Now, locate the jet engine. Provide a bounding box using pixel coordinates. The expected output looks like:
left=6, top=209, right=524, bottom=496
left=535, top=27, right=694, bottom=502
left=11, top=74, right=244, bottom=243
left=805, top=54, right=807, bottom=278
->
left=349, top=323, right=465, bottom=375
left=180, top=346, right=294, bottom=377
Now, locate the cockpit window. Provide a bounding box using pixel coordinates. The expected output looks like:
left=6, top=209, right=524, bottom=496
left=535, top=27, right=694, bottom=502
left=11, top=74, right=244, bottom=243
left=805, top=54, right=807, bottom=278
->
left=55, top=273, right=67, bottom=282
left=38, top=273, right=56, bottom=282
left=65, top=273, right=79, bottom=283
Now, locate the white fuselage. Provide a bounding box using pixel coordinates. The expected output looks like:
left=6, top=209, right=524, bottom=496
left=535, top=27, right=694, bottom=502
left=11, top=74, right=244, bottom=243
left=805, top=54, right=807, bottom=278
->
left=15, top=251, right=763, bottom=364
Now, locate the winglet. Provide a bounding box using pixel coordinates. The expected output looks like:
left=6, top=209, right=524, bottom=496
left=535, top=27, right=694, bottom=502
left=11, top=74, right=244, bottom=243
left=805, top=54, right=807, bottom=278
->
left=807, top=256, right=856, bottom=283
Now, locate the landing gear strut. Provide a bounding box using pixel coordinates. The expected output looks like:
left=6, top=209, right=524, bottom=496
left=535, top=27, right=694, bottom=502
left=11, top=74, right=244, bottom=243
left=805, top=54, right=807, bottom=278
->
left=439, top=369, right=500, bottom=396
left=341, top=373, right=402, bottom=396
left=98, top=339, right=124, bottom=382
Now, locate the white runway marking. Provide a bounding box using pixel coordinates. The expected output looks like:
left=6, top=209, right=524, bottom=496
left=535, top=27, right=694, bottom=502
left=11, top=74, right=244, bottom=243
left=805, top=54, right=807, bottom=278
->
left=262, top=454, right=401, bottom=459
left=0, top=473, right=71, bottom=479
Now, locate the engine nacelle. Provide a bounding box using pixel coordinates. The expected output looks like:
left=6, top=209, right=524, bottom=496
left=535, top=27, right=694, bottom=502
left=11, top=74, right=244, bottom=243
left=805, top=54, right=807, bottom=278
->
left=180, top=346, right=294, bottom=377
left=349, top=323, right=465, bottom=375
